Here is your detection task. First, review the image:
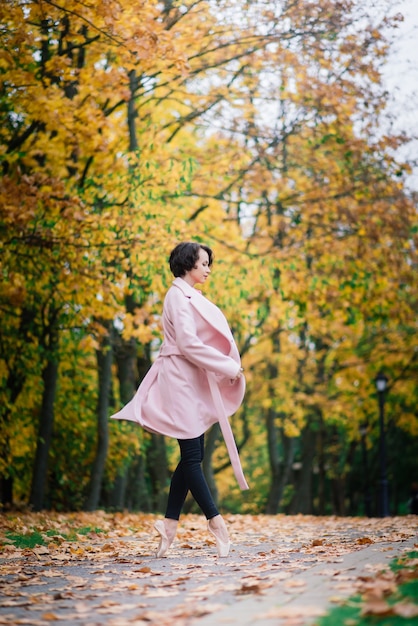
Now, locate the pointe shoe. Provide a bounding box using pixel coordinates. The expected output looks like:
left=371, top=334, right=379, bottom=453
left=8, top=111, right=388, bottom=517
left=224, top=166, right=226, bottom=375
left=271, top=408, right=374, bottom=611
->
left=208, top=519, right=231, bottom=557
left=154, top=519, right=176, bottom=558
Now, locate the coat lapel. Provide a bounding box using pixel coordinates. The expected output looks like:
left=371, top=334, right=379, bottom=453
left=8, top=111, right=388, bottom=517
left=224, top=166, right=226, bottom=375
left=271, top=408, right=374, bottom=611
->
left=172, top=277, right=232, bottom=341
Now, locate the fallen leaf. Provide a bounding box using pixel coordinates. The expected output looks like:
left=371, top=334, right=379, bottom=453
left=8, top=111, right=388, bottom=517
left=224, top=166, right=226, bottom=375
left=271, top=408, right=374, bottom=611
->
left=357, top=536, right=374, bottom=545
left=361, top=598, right=393, bottom=616
left=284, top=578, right=307, bottom=588
left=393, top=601, right=418, bottom=618
left=260, top=605, right=327, bottom=618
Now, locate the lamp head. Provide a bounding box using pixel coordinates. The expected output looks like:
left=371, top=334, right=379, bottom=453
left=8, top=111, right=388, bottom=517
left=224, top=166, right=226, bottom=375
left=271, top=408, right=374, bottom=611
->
left=375, top=371, right=388, bottom=392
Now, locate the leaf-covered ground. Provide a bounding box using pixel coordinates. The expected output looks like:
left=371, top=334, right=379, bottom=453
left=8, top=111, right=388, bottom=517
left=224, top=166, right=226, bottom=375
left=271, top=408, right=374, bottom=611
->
left=0, top=512, right=417, bottom=625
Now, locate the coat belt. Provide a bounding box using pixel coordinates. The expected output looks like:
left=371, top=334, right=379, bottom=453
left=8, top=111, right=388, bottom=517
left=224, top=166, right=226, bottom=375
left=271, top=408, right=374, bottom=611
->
left=159, top=345, right=183, bottom=357
left=207, top=373, right=249, bottom=491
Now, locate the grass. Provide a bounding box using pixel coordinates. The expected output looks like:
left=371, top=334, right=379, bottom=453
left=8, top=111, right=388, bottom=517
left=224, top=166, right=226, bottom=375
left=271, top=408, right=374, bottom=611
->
left=3, top=525, right=106, bottom=549
left=317, top=551, right=418, bottom=626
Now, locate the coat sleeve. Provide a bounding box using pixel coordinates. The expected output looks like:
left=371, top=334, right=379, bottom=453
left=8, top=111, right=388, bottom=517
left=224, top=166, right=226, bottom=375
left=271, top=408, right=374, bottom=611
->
left=164, top=288, right=241, bottom=379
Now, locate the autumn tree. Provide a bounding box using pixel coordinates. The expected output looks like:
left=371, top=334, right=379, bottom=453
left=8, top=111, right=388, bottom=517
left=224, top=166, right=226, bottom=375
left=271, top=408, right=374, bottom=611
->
left=199, top=0, right=417, bottom=513
left=149, top=0, right=417, bottom=513
left=0, top=0, right=191, bottom=508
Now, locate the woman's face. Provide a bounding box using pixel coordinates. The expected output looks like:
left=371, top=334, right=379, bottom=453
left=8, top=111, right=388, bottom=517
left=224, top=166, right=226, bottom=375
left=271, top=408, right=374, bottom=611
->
left=184, top=247, right=211, bottom=286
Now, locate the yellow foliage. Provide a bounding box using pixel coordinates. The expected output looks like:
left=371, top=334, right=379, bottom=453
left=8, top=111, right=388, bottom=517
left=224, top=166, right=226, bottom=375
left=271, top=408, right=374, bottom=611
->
left=0, top=0, right=416, bottom=509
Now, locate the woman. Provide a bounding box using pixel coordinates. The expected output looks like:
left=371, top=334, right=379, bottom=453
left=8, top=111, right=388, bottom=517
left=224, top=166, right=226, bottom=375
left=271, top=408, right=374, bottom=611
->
left=111, top=241, right=248, bottom=557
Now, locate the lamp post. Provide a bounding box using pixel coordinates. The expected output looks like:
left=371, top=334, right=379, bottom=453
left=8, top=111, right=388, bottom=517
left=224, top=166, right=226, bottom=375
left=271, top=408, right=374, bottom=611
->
left=359, top=423, right=372, bottom=517
left=375, top=371, right=389, bottom=517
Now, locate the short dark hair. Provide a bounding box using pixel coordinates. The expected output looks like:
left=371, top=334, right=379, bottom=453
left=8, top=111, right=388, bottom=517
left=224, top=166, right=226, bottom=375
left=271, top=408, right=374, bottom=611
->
left=169, top=242, right=213, bottom=277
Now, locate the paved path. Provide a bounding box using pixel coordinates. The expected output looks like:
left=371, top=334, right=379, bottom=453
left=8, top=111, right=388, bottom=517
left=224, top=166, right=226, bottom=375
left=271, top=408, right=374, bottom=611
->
left=198, top=536, right=417, bottom=626
left=0, top=515, right=417, bottom=625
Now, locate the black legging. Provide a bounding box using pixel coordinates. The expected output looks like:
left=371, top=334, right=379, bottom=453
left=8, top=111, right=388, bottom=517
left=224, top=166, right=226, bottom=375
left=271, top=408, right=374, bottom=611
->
left=165, top=434, right=219, bottom=521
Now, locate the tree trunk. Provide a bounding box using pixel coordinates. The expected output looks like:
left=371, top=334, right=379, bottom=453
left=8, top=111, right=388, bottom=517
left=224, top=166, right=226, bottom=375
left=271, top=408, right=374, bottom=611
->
left=108, top=472, right=129, bottom=511
left=85, top=326, right=113, bottom=511
left=288, top=425, right=316, bottom=514
left=331, top=439, right=356, bottom=515
left=1, top=376, right=24, bottom=506
left=146, top=433, right=169, bottom=512
left=29, top=345, right=59, bottom=511
left=265, top=417, right=297, bottom=514
left=1, top=408, right=17, bottom=507
left=263, top=328, right=284, bottom=513
left=126, top=455, right=152, bottom=511
left=106, top=70, right=151, bottom=512
left=265, top=406, right=280, bottom=514
left=110, top=339, right=153, bottom=510
left=317, top=416, right=326, bottom=515
left=106, top=331, right=139, bottom=509
left=0, top=465, right=13, bottom=508
left=115, top=336, right=138, bottom=404
left=331, top=477, right=346, bottom=515
left=1, top=307, right=34, bottom=506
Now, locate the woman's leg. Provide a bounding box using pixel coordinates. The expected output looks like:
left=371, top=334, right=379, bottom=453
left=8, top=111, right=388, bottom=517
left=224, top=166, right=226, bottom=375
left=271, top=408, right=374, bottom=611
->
left=154, top=440, right=195, bottom=557
left=164, top=462, right=189, bottom=521
left=165, top=435, right=219, bottom=520
left=160, top=434, right=230, bottom=557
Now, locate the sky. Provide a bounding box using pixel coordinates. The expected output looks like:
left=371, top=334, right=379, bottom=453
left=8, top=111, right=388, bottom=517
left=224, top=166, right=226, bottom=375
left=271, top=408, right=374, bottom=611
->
left=382, top=0, right=418, bottom=188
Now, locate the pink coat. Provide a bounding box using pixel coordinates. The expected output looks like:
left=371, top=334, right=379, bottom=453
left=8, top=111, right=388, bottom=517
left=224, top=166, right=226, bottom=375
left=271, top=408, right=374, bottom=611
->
left=111, top=277, right=248, bottom=489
